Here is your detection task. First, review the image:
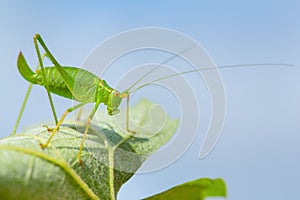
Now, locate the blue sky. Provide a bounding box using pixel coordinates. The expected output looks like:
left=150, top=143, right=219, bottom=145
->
left=0, top=1, right=299, bottom=199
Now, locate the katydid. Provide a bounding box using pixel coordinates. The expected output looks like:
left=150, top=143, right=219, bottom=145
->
left=12, top=34, right=292, bottom=164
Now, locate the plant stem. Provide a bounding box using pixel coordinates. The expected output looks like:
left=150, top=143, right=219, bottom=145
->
left=108, top=147, right=116, bottom=200
left=108, top=131, right=136, bottom=200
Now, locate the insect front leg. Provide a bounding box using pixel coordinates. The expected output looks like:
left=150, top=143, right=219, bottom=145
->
left=126, top=95, right=136, bottom=135
left=40, top=102, right=87, bottom=148
left=77, top=101, right=101, bottom=165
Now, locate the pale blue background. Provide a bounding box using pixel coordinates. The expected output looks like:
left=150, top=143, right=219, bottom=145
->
left=0, top=1, right=299, bottom=199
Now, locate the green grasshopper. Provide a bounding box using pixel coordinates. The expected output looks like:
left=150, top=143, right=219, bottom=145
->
left=12, top=34, right=291, bottom=164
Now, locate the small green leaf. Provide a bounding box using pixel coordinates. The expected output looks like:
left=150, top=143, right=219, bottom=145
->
left=0, top=99, right=179, bottom=200
left=143, top=178, right=226, bottom=200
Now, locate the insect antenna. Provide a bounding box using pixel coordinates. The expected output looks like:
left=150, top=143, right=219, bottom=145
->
left=126, top=44, right=196, bottom=92
left=128, top=63, right=293, bottom=94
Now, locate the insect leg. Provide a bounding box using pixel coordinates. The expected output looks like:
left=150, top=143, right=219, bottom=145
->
left=33, top=36, right=58, bottom=125
left=40, top=102, right=87, bottom=148
left=76, top=107, right=84, bottom=121
left=77, top=101, right=101, bottom=165
left=34, top=34, right=80, bottom=100
left=11, top=84, right=33, bottom=135
left=126, top=95, right=136, bottom=134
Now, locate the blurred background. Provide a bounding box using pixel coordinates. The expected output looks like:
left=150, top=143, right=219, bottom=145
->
left=0, top=1, right=299, bottom=199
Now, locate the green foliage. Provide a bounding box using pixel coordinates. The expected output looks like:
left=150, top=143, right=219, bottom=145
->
left=144, top=178, right=226, bottom=200
left=0, top=99, right=226, bottom=199
left=0, top=100, right=177, bottom=200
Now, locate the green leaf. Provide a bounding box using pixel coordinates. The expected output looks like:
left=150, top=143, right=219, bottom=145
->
left=143, top=178, right=226, bottom=200
left=0, top=99, right=179, bottom=200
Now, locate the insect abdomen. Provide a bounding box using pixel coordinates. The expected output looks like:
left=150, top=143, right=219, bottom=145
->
left=39, top=67, right=101, bottom=102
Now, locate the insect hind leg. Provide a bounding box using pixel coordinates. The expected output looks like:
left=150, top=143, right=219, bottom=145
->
left=11, top=84, right=33, bottom=135
left=33, top=35, right=58, bottom=125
